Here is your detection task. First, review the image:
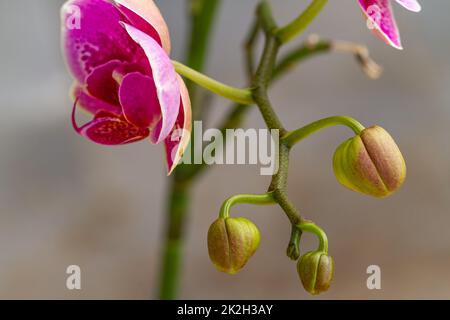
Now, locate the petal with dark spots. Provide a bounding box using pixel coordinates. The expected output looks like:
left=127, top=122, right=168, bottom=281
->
left=358, top=0, right=403, bottom=49
left=72, top=100, right=149, bottom=145
left=61, top=0, right=145, bottom=83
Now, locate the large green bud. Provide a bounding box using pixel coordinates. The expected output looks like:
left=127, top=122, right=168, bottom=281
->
left=207, top=217, right=261, bottom=275
left=297, top=251, right=334, bottom=295
left=333, top=125, right=406, bottom=198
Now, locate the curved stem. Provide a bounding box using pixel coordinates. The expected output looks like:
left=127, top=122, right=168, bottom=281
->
left=173, top=60, right=255, bottom=105
left=276, top=0, right=328, bottom=44
left=297, top=222, right=329, bottom=253
left=273, top=39, right=332, bottom=81
left=219, top=192, right=276, bottom=219
left=282, top=116, right=366, bottom=149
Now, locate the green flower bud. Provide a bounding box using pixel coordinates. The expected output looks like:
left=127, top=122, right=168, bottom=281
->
left=207, top=217, right=260, bottom=275
left=333, top=125, right=406, bottom=198
left=297, top=251, right=334, bottom=295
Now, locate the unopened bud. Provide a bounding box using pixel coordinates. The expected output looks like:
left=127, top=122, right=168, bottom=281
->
left=207, top=217, right=260, bottom=275
left=297, top=251, right=334, bottom=295
left=333, top=125, right=406, bottom=198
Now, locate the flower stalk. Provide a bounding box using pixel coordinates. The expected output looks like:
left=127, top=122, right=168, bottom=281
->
left=219, top=193, right=276, bottom=219
left=275, top=0, right=328, bottom=44
left=282, top=116, right=366, bottom=149
left=173, top=60, right=255, bottom=105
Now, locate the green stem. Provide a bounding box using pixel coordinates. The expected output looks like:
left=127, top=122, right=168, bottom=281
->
left=186, top=0, right=222, bottom=76
left=244, top=18, right=261, bottom=78
left=219, top=193, right=276, bottom=219
left=252, top=2, right=285, bottom=133
left=287, top=225, right=302, bottom=260
left=297, top=222, right=329, bottom=253
left=282, top=116, right=366, bottom=148
left=173, top=60, right=255, bottom=105
left=276, top=0, right=328, bottom=44
left=158, top=0, right=222, bottom=300
left=158, top=179, right=191, bottom=299
left=273, top=40, right=332, bottom=81
left=252, top=1, right=304, bottom=228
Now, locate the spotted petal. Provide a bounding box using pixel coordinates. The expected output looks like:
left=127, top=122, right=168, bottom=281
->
left=358, top=0, right=402, bottom=50
left=61, top=0, right=145, bottom=83
left=72, top=101, right=149, bottom=145
left=122, top=22, right=180, bottom=144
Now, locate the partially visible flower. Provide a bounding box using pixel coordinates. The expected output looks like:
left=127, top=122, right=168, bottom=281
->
left=207, top=217, right=261, bottom=275
left=297, top=251, right=334, bottom=295
left=358, top=0, right=421, bottom=49
left=333, top=125, right=406, bottom=198
left=61, top=0, right=191, bottom=173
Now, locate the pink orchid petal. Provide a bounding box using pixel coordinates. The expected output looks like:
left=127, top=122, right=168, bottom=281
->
left=395, top=0, right=421, bottom=12
left=112, top=60, right=150, bottom=84
left=358, top=0, right=403, bottom=50
left=122, top=22, right=180, bottom=144
left=72, top=100, right=149, bottom=145
left=165, top=75, right=192, bottom=175
left=61, top=0, right=145, bottom=83
left=71, top=83, right=122, bottom=115
left=86, top=60, right=123, bottom=105
left=118, top=72, right=162, bottom=128
left=113, top=0, right=171, bottom=54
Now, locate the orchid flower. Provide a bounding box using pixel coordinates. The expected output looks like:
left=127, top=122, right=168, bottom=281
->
left=61, top=0, right=191, bottom=174
left=358, top=0, right=422, bottom=50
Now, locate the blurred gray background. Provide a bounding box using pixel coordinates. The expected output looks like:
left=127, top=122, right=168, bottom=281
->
left=0, top=0, right=449, bottom=299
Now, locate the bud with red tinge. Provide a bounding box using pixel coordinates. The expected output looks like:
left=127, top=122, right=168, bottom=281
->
left=207, top=217, right=260, bottom=275
left=297, top=251, right=334, bottom=295
left=333, top=125, right=406, bottom=198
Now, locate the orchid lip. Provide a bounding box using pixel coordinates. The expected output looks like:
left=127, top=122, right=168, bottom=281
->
left=71, top=98, right=150, bottom=146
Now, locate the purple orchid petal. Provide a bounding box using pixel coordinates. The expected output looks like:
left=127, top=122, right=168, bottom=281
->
left=61, top=0, right=145, bottom=83
left=72, top=100, right=149, bottom=145
left=165, top=75, right=192, bottom=175
left=122, top=22, right=180, bottom=144
left=118, top=72, right=162, bottom=128
left=395, top=0, right=421, bottom=12
left=113, top=0, right=171, bottom=54
left=358, top=0, right=403, bottom=50
left=71, top=83, right=122, bottom=115
left=86, top=60, right=123, bottom=106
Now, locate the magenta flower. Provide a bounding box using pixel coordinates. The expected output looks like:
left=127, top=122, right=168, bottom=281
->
left=61, top=0, right=191, bottom=173
left=358, top=0, right=421, bottom=49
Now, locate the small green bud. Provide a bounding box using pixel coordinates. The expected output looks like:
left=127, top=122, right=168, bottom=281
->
left=333, top=125, right=406, bottom=198
left=297, top=251, right=334, bottom=295
left=207, top=217, right=260, bottom=275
